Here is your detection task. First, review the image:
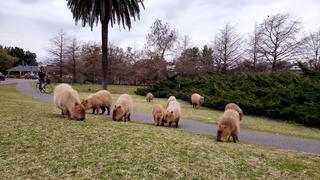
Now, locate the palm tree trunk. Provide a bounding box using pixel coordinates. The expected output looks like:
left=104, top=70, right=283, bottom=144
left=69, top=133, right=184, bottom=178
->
left=101, top=19, right=109, bottom=89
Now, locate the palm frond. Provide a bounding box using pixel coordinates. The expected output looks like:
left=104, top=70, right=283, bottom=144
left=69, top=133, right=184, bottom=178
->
left=66, top=0, right=144, bottom=30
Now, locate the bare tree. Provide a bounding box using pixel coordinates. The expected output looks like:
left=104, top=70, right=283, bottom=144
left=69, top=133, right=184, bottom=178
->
left=212, top=24, right=242, bottom=73
left=258, top=14, right=301, bottom=72
left=174, top=34, right=192, bottom=57
left=299, top=30, right=320, bottom=70
left=146, top=19, right=178, bottom=60
left=66, top=37, right=81, bottom=84
left=48, top=30, right=68, bottom=82
left=246, top=23, right=264, bottom=72
left=80, top=42, right=101, bottom=83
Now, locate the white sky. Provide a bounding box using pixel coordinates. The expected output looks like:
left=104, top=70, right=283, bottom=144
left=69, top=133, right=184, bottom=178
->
left=0, top=0, right=319, bottom=62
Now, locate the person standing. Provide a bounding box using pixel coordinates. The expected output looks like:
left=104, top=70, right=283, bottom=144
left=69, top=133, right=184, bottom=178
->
left=38, top=66, right=47, bottom=92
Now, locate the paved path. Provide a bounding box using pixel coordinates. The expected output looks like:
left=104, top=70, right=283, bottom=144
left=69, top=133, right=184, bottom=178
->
left=6, top=79, right=320, bottom=154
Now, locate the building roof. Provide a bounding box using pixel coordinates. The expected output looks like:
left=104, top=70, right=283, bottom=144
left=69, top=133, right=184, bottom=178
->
left=7, top=65, right=39, bottom=72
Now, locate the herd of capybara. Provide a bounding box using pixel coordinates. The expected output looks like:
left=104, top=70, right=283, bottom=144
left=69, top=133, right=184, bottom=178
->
left=53, top=83, right=243, bottom=143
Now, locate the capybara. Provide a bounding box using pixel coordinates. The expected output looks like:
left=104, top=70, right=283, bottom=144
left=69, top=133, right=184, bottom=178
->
left=166, top=95, right=177, bottom=107
left=53, top=83, right=85, bottom=120
left=82, top=90, right=112, bottom=115
left=165, top=101, right=181, bottom=128
left=152, top=104, right=165, bottom=126
left=217, top=109, right=241, bottom=143
left=191, top=93, right=204, bottom=108
left=225, top=103, right=243, bottom=121
left=113, top=94, right=133, bottom=121
left=146, top=92, right=154, bottom=102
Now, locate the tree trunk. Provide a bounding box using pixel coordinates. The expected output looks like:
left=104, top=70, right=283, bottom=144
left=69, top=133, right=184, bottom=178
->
left=101, top=19, right=109, bottom=89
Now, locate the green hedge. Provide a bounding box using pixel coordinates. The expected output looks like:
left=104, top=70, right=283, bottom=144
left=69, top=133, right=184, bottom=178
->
left=135, top=73, right=320, bottom=127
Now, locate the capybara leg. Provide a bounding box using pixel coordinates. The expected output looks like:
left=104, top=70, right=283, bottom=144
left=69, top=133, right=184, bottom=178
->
left=92, top=108, right=95, bottom=114
left=106, top=106, right=110, bottom=115
left=168, top=122, right=172, bottom=127
left=61, top=110, right=64, bottom=116
left=128, top=113, right=131, bottom=121
left=66, top=110, right=71, bottom=119
left=235, top=135, right=239, bottom=142
left=100, top=106, right=106, bottom=115
left=95, top=106, right=100, bottom=115
left=232, top=135, right=237, bottom=143
left=175, top=122, right=179, bottom=128
left=62, top=110, right=68, bottom=118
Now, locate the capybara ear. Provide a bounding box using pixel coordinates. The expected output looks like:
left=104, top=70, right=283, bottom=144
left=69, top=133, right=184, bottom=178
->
left=171, top=111, right=173, bottom=114
left=118, top=105, right=121, bottom=109
left=75, top=102, right=79, bottom=106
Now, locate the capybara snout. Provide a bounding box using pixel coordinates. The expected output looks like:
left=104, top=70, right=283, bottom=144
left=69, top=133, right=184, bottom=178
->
left=73, top=102, right=86, bottom=120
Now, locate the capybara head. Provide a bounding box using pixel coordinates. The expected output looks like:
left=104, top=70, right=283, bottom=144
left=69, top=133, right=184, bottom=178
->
left=112, top=105, right=125, bottom=121
left=71, top=102, right=86, bottom=120
left=199, top=96, right=205, bottom=105
left=217, top=121, right=232, bottom=142
left=165, top=110, right=175, bottom=122
left=81, top=99, right=91, bottom=110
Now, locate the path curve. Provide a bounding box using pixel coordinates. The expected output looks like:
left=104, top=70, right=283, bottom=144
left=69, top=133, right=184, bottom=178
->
left=10, top=79, right=320, bottom=154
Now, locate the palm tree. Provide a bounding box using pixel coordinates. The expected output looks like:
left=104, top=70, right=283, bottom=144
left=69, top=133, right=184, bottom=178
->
left=66, top=0, right=144, bottom=89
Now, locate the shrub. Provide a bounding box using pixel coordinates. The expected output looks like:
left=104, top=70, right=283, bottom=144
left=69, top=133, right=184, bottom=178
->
left=136, top=73, right=320, bottom=127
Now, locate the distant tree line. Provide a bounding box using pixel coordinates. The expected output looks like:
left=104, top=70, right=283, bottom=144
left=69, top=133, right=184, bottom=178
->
left=0, top=45, right=37, bottom=73
left=47, top=13, right=320, bottom=84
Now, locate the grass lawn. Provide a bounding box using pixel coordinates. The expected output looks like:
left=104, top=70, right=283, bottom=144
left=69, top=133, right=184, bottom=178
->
left=33, top=82, right=320, bottom=139
left=0, top=84, right=320, bottom=179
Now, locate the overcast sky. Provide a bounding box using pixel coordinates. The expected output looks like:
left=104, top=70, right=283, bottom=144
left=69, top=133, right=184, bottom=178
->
left=0, top=0, right=319, bottom=62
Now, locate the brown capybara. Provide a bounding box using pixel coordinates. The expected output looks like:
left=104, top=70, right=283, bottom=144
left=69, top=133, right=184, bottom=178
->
left=166, top=96, right=177, bottom=107
left=82, top=90, right=112, bottom=115
left=217, top=109, right=241, bottom=143
left=112, top=94, right=133, bottom=121
left=152, top=104, right=165, bottom=126
left=225, top=103, right=243, bottom=121
left=165, top=101, right=181, bottom=128
left=53, top=83, right=85, bottom=120
left=191, top=93, right=204, bottom=108
left=146, top=92, right=154, bottom=102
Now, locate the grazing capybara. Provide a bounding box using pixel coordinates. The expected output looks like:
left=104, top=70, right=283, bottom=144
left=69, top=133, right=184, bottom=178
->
left=191, top=93, right=204, bottom=108
left=146, top=92, right=154, bottom=102
left=225, top=103, right=243, bottom=121
left=217, top=109, right=241, bottom=143
left=152, top=104, right=165, bottom=126
left=82, top=90, right=112, bottom=115
left=166, top=96, right=177, bottom=107
left=53, top=83, right=85, bottom=120
left=113, top=94, right=133, bottom=121
left=165, top=101, right=181, bottom=128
